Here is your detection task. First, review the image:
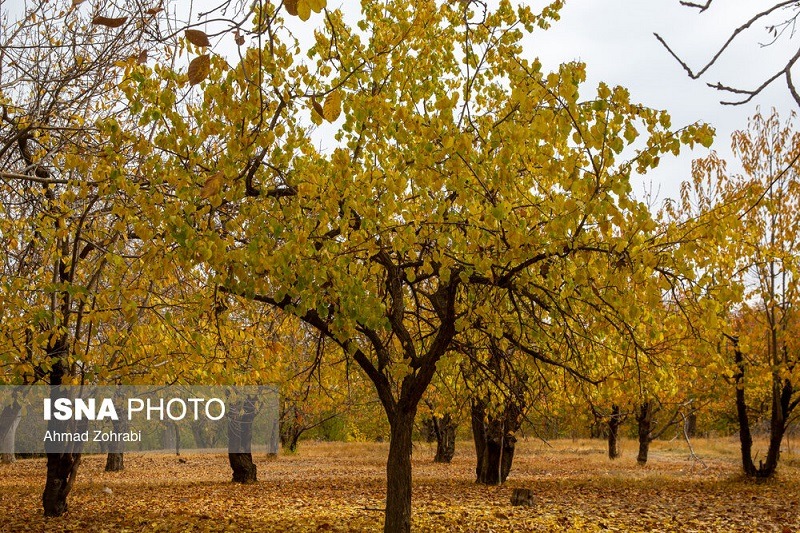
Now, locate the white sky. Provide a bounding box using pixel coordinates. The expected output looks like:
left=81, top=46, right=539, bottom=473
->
left=5, top=0, right=797, bottom=203
left=528, top=0, right=798, bottom=202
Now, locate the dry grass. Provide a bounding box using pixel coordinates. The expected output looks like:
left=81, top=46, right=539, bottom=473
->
left=1, top=437, right=798, bottom=532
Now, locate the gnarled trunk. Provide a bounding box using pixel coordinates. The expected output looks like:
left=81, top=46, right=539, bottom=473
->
left=471, top=398, right=520, bottom=485
left=228, top=396, right=257, bottom=483
left=431, top=413, right=456, bottom=463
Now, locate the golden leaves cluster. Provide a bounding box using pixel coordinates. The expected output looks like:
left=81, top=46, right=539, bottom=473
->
left=184, top=30, right=212, bottom=85
left=285, top=0, right=327, bottom=21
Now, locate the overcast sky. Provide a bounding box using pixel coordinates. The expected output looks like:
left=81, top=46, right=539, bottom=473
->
left=527, top=0, right=797, bottom=202
left=7, top=0, right=796, bottom=202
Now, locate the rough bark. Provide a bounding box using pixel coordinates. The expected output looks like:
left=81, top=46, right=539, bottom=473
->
left=471, top=398, right=520, bottom=485
left=385, top=409, right=415, bottom=533
left=42, top=452, right=82, bottom=517
left=636, top=401, right=653, bottom=465
left=607, top=404, right=622, bottom=460
left=104, top=453, right=124, bottom=472
left=431, top=413, right=456, bottom=463
left=42, top=357, right=83, bottom=517
left=470, top=398, right=487, bottom=476
left=228, top=396, right=258, bottom=483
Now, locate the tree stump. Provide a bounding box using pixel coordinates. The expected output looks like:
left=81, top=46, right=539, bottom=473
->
left=510, top=488, right=534, bottom=507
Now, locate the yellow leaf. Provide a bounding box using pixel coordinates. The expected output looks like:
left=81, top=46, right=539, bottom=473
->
left=200, top=172, right=224, bottom=199
left=185, top=29, right=211, bottom=47
left=322, top=92, right=341, bottom=122
left=311, top=98, right=325, bottom=121
left=188, top=55, right=211, bottom=85
left=306, top=0, right=326, bottom=12
left=284, top=0, right=299, bottom=16
left=296, top=0, right=311, bottom=21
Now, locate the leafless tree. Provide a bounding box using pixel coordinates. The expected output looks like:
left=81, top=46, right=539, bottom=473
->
left=656, top=1, right=800, bottom=106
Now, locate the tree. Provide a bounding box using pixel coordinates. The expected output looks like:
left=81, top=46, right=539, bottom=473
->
left=725, top=110, right=800, bottom=477
left=0, top=0, right=251, bottom=510
left=0, top=0, right=166, bottom=514
left=108, top=0, right=715, bottom=530
left=679, top=109, right=800, bottom=478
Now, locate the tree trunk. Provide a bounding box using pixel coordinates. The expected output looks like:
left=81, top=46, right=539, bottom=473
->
left=733, top=335, right=796, bottom=479
left=636, top=401, right=653, bottom=465
left=105, top=405, right=127, bottom=472
left=431, top=413, right=456, bottom=463
left=42, top=357, right=83, bottom=518
left=280, top=402, right=303, bottom=452
left=42, top=452, right=81, bottom=517
left=266, top=411, right=280, bottom=457
left=384, top=409, right=415, bottom=533
left=734, top=351, right=757, bottom=476
left=685, top=412, right=697, bottom=438
left=228, top=396, right=257, bottom=483
left=162, top=422, right=180, bottom=455
left=471, top=399, right=487, bottom=481
left=760, top=376, right=793, bottom=476
left=0, top=403, right=22, bottom=464
left=589, top=413, right=605, bottom=439
left=105, top=453, right=124, bottom=472
left=191, top=419, right=214, bottom=449
left=472, top=398, right=519, bottom=484
left=228, top=453, right=257, bottom=483
left=608, top=404, right=622, bottom=460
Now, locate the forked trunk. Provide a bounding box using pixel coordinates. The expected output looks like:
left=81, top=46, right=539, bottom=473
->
left=733, top=341, right=792, bottom=478
left=42, top=452, right=81, bottom=517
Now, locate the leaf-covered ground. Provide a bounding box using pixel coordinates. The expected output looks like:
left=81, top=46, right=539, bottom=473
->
left=1, top=438, right=798, bottom=532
